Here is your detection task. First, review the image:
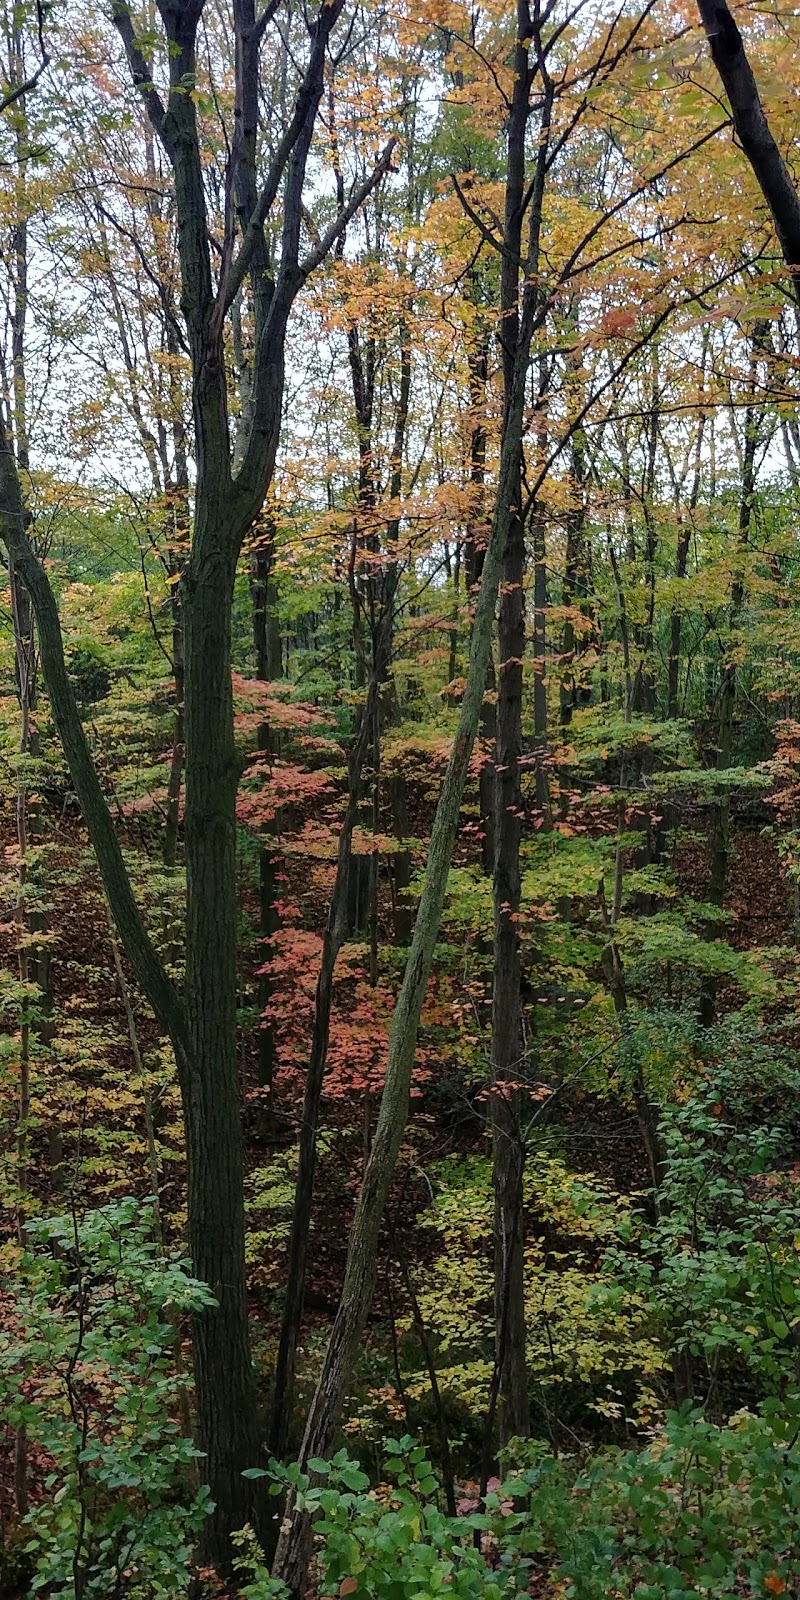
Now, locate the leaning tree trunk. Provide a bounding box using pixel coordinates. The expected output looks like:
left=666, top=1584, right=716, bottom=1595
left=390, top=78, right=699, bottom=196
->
left=272, top=39, right=544, bottom=1568
left=267, top=670, right=379, bottom=1463
left=272, top=410, right=519, bottom=1586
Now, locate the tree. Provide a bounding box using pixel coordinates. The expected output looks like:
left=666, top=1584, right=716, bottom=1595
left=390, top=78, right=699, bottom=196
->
left=0, top=0, right=393, bottom=1568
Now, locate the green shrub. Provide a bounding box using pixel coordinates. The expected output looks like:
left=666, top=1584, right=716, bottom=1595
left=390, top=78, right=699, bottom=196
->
left=0, top=1199, right=213, bottom=1597
left=236, top=1409, right=800, bottom=1600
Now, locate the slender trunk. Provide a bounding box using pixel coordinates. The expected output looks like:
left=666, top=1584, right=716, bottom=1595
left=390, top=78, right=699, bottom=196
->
left=256, top=844, right=280, bottom=1110
left=106, top=906, right=196, bottom=1445
left=607, top=534, right=633, bottom=721
left=267, top=294, right=407, bottom=1446
left=491, top=490, right=529, bottom=1444
left=267, top=676, right=378, bottom=1462
left=163, top=585, right=185, bottom=869
left=667, top=338, right=708, bottom=719
left=631, top=374, right=659, bottom=715
left=251, top=530, right=282, bottom=682
left=398, top=1255, right=457, bottom=1515
left=446, top=541, right=461, bottom=688
left=598, top=864, right=664, bottom=1197
left=368, top=701, right=380, bottom=990
left=559, top=435, right=586, bottom=727
left=531, top=504, right=550, bottom=820
left=465, top=342, right=496, bottom=874
left=251, top=527, right=282, bottom=1118
left=700, top=325, right=766, bottom=1024
left=273, top=418, right=511, bottom=1579
left=389, top=763, right=413, bottom=944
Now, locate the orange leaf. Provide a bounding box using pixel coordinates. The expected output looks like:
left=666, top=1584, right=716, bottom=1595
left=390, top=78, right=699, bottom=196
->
left=764, top=1575, right=786, bottom=1595
left=339, top=1580, right=358, bottom=1597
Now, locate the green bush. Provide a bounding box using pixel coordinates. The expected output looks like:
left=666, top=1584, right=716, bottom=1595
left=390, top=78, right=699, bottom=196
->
left=236, top=1410, right=800, bottom=1600
left=611, top=1068, right=800, bottom=1398
left=0, top=1199, right=213, bottom=1597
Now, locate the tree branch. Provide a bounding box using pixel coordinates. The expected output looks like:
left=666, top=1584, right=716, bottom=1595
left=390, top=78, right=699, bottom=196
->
left=220, top=0, right=345, bottom=318
left=0, top=0, right=49, bottom=114
left=110, top=0, right=171, bottom=155
left=299, top=138, right=397, bottom=278
left=696, top=0, right=800, bottom=306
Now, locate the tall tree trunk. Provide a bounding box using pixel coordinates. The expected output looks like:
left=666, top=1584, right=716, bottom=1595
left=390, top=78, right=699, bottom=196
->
left=491, top=487, right=529, bottom=1445
left=465, top=340, right=496, bottom=874
left=269, top=312, right=409, bottom=1463
left=182, top=556, right=266, bottom=1554
left=700, top=323, right=766, bottom=1024
left=559, top=434, right=587, bottom=727
left=267, top=672, right=379, bottom=1464
left=531, top=502, right=550, bottom=818
left=667, top=436, right=705, bottom=719
left=631, top=368, right=659, bottom=715
left=488, top=0, right=553, bottom=1451
left=163, top=584, right=185, bottom=869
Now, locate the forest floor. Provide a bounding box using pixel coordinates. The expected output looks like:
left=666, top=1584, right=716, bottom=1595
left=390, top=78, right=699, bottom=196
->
left=1, top=804, right=797, bottom=1596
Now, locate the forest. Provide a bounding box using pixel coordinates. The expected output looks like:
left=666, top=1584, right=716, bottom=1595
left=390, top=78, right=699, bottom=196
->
left=4, top=0, right=800, bottom=1593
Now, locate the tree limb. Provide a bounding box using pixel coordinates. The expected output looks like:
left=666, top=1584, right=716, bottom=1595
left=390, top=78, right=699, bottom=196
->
left=110, top=0, right=171, bottom=155
left=220, top=0, right=346, bottom=318
left=299, top=138, right=397, bottom=278
left=0, top=0, right=49, bottom=114
left=696, top=0, right=800, bottom=306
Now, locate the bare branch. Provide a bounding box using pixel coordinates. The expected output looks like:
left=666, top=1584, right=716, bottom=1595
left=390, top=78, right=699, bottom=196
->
left=299, top=138, right=397, bottom=278
left=0, top=0, right=49, bottom=113
left=450, top=173, right=510, bottom=259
